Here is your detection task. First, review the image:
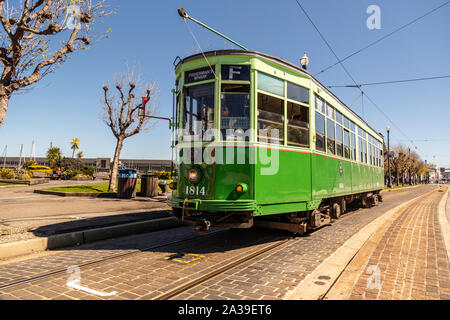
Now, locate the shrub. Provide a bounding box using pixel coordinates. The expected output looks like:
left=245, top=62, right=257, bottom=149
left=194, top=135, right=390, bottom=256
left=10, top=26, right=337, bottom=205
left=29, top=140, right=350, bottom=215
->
left=14, top=168, right=31, bottom=180
left=155, top=171, right=171, bottom=180
left=0, top=168, right=15, bottom=179
left=59, top=157, right=82, bottom=172
left=23, top=160, right=39, bottom=169
left=80, top=166, right=95, bottom=177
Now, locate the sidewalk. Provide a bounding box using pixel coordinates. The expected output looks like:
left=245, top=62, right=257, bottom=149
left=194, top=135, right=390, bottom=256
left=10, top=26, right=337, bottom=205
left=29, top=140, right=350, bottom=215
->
left=326, top=186, right=450, bottom=300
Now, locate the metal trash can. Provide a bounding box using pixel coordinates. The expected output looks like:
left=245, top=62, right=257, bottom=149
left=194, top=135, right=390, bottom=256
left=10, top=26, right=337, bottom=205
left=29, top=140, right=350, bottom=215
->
left=117, top=169, right=137, bottom=199
left=141, top=174, right=159, bottom=197
left=158, top=180, right=167, bottom=194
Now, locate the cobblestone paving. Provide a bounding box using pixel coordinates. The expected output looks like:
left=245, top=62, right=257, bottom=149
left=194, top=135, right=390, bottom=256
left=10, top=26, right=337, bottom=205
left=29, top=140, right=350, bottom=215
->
left=174, top=186, right=440, bottom=300
left=0, top=185, right=438, bottom=300
left=0, top=226, right=200, bottom=287
left=347, top=189, right=450, bottom=300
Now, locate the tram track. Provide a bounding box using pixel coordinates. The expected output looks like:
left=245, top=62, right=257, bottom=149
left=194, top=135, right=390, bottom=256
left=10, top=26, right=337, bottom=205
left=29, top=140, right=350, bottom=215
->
left=155, top=236, right=294, bottom=300
left=0, top=227, right=227, bottom=291
left=0, top=186, right=438, bottom=299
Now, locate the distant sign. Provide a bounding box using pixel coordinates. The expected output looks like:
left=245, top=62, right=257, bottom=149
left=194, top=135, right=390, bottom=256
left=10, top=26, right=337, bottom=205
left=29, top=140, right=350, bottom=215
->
left=185, top=67, right=215, bottom=84
left=221, top=65, right=250, bottom=81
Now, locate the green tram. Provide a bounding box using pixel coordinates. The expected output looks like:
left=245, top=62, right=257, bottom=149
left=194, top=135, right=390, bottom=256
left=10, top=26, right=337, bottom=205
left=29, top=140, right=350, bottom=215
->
left=168, top=50, right=384, bottom=234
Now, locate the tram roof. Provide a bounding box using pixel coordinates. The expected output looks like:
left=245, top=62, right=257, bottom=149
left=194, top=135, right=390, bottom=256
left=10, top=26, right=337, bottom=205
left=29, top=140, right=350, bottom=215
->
left=175, top=49, right=384, bottom=142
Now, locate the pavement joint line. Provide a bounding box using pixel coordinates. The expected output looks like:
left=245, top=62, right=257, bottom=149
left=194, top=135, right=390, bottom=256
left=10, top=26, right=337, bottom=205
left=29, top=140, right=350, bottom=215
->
left=0, top=217, right=182, bottom=261
left=437, top=186, right=450, bottom=261
left=0, top=208, right=170, bottom=223
left=283, top=187, right=437, bottom=300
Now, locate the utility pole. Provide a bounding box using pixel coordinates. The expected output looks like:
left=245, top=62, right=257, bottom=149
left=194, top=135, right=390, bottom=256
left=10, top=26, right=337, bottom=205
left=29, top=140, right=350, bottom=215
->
left=408, top=147, right=412, bottom=185
left=1, top=145, right=6, bottom=168
left=386, top=126, right=392, bottom=188
left=18, top=144, right=24, bottom=169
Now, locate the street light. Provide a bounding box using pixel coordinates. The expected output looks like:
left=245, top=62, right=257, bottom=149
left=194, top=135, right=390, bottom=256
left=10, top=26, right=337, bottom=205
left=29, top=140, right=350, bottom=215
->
left=386, top=126, right=392, bottom=188
left=300, top=52, right=309, bottom=70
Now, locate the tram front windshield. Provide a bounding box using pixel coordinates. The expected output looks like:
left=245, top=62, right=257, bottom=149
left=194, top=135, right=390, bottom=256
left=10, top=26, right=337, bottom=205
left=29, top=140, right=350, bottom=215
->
left=183, top=83, right=215, bottom=142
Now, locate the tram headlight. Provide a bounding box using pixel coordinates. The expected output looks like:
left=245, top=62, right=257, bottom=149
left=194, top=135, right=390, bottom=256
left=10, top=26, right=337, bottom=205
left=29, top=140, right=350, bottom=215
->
left=235, top=183, right=248, bottom=194
left=188, top=168, right=199, bottom=183
left=169, top=181, right=177, bottom=190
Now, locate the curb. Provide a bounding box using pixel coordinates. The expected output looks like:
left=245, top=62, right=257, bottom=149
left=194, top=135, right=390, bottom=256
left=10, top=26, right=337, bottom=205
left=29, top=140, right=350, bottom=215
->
left=0, top=179, right=49, bottom=186
left=0, top=217, right=183, bottom=261
left=380, top=184, right=420, bottom=193
left=283, top=188, right=437, bottom=300
left=34, top=189, right=117, bottom=198
left=438, top=186, right=450, bottom=260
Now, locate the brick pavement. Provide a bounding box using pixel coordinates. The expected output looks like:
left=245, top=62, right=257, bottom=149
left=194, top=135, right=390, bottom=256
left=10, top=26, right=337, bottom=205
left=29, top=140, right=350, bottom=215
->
left=0, top=185, right=439, bottom=300
left=343, top=188, right=450, bottom=300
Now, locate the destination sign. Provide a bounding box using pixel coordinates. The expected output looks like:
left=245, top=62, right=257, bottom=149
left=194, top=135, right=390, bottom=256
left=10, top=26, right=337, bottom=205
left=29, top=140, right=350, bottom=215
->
left=221, top=65, right=250, bottom=81
left=185, top=67, right=215, bottom=84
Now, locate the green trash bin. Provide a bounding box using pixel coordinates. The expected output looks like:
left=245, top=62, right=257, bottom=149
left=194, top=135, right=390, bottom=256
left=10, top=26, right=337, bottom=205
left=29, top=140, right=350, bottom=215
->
left=117, top=169, right=137, bottom=199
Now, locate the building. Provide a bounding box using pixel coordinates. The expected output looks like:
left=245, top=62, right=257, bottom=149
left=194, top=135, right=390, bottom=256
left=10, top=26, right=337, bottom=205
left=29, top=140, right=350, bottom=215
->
left=1, top=157, right=172, bottom=173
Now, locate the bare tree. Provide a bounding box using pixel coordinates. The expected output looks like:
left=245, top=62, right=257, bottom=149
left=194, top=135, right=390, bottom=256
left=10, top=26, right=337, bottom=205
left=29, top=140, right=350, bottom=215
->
left=0, top=0, right=112, bottom=128
left=101, top=67, right=156, bottom=192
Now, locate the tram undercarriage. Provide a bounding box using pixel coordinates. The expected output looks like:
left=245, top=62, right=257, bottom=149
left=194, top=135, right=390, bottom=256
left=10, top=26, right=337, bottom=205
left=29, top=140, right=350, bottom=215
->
left=174, top=191, right=382, bottom=235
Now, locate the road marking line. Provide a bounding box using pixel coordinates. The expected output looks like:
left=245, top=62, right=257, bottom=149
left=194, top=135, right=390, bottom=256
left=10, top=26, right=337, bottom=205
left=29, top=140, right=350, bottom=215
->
left=67, top=280, right=118, bottom=297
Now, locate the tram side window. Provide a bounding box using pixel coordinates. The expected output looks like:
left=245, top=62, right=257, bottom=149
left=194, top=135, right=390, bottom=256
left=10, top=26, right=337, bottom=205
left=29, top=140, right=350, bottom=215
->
left=363, top=139, right=367, bottom=163
left=351, top=133, right=356, bottom=160
left=344, top=129, right=350, bottom=159
left=287, top=102, right=309, bottom=147
left=326, top=119, right=335, bottom=154
left=336, top=111, right=343, bottom=125
left=257, top=93, right=284, bottom=144
left=287, top=82, right=309, bottom=104
left=183, top=82, right=215, bottom=142
left=359, top=137, right=364, bottom=163
left=336, top=124, right=343, bottom=157
left=315, top=95, right=325, bottom=113
left=221, top=84, right=250, bottom=141
left=315, top=112, right=325, bottom=152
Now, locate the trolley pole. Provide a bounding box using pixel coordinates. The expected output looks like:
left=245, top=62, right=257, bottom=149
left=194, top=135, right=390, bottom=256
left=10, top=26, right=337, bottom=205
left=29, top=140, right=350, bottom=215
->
left=387, top=126, right=392, bottom=188
left=177, top=8, right=248, bottom=51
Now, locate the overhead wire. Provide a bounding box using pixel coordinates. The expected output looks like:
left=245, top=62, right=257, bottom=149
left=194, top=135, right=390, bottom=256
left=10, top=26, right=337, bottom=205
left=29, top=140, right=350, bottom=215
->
left=293, top=0, right=419, bottom=151
left=183, top=19, right=217, bottom=79
left=315, top=0, right=450, bottom=77
left=327, top=75, right=450, bottom=88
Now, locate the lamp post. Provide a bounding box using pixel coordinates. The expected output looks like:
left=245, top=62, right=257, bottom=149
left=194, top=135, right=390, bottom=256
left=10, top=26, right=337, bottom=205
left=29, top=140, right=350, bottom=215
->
left=300, top=52, right=309, bottom=70
left=387, top=126, right=392, bottom=188
left=425, top=159, right=428, bottom=184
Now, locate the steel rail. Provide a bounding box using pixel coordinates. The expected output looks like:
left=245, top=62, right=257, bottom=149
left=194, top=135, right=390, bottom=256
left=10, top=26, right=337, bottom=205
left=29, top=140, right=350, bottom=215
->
left=0, top=228, right=227, bottom=291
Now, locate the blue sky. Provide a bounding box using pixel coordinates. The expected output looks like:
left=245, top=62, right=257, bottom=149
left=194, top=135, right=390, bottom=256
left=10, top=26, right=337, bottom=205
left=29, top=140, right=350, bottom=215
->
left=0, top=0, right=449, bottom=167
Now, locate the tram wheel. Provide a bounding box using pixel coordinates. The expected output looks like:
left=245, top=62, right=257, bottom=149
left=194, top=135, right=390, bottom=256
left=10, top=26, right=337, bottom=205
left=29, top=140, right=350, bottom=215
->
left=331, top=203, right=341, bottom=219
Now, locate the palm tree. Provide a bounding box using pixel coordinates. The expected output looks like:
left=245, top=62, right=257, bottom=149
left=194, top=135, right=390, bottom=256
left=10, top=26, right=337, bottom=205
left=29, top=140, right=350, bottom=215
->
left=70, top=138, right=81, bottom=158
left=47, top=147, right=62, bottom=169
left=77, top=151, right=84, bottom=159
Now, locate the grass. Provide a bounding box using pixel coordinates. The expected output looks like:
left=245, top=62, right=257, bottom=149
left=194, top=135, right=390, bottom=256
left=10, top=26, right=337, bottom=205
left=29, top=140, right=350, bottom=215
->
left=0, top=182, right=21, bottom=186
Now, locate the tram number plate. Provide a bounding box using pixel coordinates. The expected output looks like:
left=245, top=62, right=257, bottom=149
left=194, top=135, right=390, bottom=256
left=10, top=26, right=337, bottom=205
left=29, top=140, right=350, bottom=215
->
left=185, top=186, right=206, bottom=196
